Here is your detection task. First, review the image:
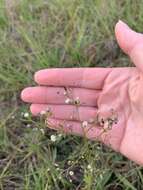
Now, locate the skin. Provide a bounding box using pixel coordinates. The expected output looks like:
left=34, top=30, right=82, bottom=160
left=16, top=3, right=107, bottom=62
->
left=21, top=20, right=143, bottom=165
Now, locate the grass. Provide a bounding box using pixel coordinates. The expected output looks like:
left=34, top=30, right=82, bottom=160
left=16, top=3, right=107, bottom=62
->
left=0, top=0, right=143, bottom=189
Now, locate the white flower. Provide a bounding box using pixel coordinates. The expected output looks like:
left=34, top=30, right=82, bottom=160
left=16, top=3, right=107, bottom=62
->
left=82, top=121, right=88, bottom=128
left=11, top=115, right=15, bottom=119
left=40, top=110, right=46, bottom=115
left=65, top=98, right=72, bottom=104
left=58, top=176, right=62, bottom=180
left=50, top=135, right=57, bottom=142
left=96, top=146, right=101, bottom=150
left=63, top=91, right=67, bottom=95
left=87, top=164, right=92, bottom=170
left=26, top=124, right=31, bottom=128
left=69, top=179, right=72, bottom=183
left=40, top=128, right=45, bottom=134
left=23, top=112, right=29, bottom=118
left=69, top=171, right=74, bottom=176
left=67, top=160, right=72, bottom=165
left=54, top=163, right=59, bottom=167
left=87, top=164, right=93, bottom=172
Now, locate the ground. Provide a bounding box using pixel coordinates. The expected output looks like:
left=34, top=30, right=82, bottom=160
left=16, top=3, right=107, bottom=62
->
left=0, top=0, right=143, bottom=189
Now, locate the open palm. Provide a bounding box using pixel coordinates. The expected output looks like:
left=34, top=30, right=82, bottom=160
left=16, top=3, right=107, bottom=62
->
left=21, top=21, right=143, bottom=165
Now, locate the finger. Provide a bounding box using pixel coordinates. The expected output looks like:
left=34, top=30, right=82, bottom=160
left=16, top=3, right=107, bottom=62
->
left=46, top=118, right=102, bottom=140
left=30, top=104, right=98, bottom=121
left=46, top=118, right=124, bottom=151
left=115, top=20, right=143, bottom=72
left=21, top=86, right=100, bottom=106
left=34, top=68, right=112, bottom=90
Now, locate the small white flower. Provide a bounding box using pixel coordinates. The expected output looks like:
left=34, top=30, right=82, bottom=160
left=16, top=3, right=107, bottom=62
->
left=11, top=115, right=15, bottom=119
left=96, top=145, right=101, bottom=150
left=87, top=164, right=93, bottom=172
left=63, top=91, right=67, bottom=95
left=40, top=110, right=46, bottom=115
left=54, top=163, right=59, bottom=167
left=69, top=179, right=72, bottom=183
left=58, top=176, right=62, bottom=180
left=69, top=171, right=74, bottom=176
left=50, top=135, right=57, bottom=142
left=67, top=160, right=72, bottom=165
left=40, top=128, right=45, bottom=134
left=82, top=121, right=88, bottom=128
left=65, top=98, right=72, bottom=104
left=87, top=164, right=91, bottom=169
left=26, top=124, right=31, bottom=128
left=23, top=112, right=29, bottom=118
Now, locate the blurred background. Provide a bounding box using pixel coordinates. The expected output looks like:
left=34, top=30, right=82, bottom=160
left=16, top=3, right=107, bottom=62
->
left=0, top=0, right=143, bottom=189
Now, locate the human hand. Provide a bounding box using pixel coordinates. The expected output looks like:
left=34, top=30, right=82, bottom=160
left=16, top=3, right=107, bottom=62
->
left=21, top=20, right=143, bottom=165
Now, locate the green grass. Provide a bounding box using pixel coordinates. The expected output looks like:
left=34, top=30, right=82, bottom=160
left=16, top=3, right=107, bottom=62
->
left=0, top=0, right=143, bottom=189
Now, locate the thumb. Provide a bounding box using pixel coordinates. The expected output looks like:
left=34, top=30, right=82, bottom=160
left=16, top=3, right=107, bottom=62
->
left=115, top=20, right=143, bottom=72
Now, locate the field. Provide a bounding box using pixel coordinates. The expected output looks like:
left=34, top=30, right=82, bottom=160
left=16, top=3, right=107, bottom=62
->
left=0, top=0, right=143, bottom=189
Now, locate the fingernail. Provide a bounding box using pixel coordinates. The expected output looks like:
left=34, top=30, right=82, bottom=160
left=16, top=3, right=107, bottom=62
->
left=117, top=20, right=130, bottom=29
